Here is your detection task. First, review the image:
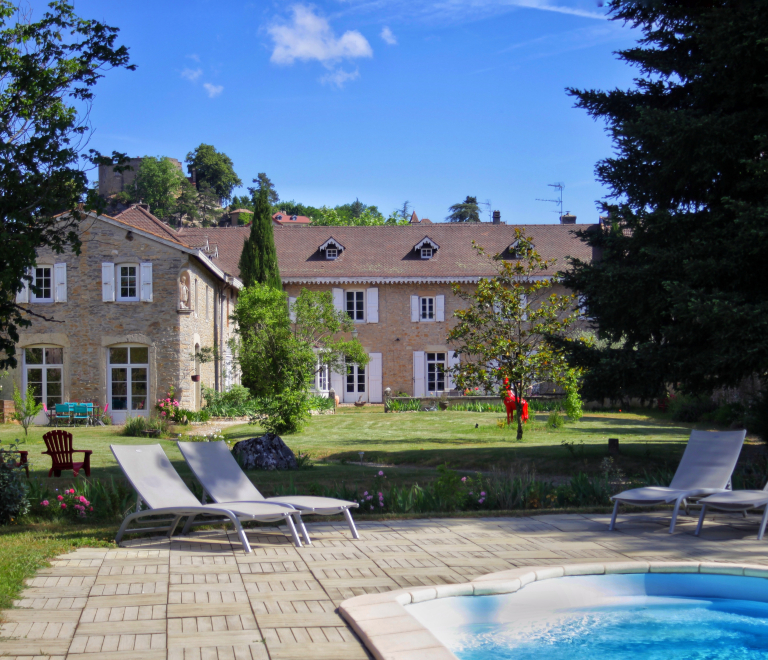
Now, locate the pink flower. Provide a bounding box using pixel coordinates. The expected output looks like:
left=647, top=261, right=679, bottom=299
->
left=377, top=492, right=383, bottom=498
left=57, top=495, right=63, bottom=501
left=478, top=498, right=485, bottom=504
left=69, top=489, right=75, bottom=494
left=363, top=491, right=368, bottom=497
left=461, top=477, right=467, bottom=482
left=480, top=491, right=486, bottom=497
left=89, top=506, right=93, bottom=511
left=60, top=502, right=66, bottom=509
left=41, top=500, right=49, bottom=507
left=370, top=505, right=374, bottom=510
left=378, top=471, right=384, bottom=476
left=161, top=411, right=166, bottom=416
left=379, top=503, right=384, bottom=507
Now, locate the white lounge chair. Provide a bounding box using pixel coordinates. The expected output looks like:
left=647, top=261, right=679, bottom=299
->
left=695, top=485, right=768, bottom=540
left=178, top=440, right=360, bottom=542
left=608, top=429, right=746, bottom=533
left=112, top=444, right=308, bottom=553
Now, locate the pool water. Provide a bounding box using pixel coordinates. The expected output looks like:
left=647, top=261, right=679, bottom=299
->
left=407, top=574, right=768, bottom=660
left=453, top=599, right=768, bottom=660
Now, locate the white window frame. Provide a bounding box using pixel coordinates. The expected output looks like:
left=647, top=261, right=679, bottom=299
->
left=326, top=247, right=338, bottom=260
left=116, top=264, right=140, bottom=302
left=344, top=357, right=367, bottom=402
left=22, top=346, right=64, bottom=417
left=420, top=247, right=433, bottom=259
left=420, top=296, right=435, bottom=321
left=426, top=352, right=447, bottom=395
left=31, top=265, right=54, bottom=303
left=346, top=290, right=365, bottom=322
left=108, top=345, right=150, bottom=421
left=315, top=362, right=330, bottom=393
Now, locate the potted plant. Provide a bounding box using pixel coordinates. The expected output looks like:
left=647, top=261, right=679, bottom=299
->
left=191, top=374, right=201, bottom=382
left=189, top=346, right=218, bottom=383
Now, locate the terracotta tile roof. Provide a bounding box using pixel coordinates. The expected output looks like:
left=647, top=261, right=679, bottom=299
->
left=273, top=211, right=312, bottom=225
left=112, top=205, right=186, bottom=245
left=178, top=226, right=251, bottom=278
left=272, top=224, right=592, bottom=282
left=177, top=224, right=592, bottom=282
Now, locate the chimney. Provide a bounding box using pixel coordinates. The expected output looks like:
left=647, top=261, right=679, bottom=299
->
left=492, top=210, right=501, bottom=224
left=560, top=212, right=577, bottom=224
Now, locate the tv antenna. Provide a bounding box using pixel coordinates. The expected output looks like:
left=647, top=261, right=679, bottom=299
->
left=479, top=199, right=492, bottom=222
left=536, top=182, right=564, bottom=220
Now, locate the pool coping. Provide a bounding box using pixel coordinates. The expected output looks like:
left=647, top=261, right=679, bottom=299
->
left=338, top=561, right=768, bottom=660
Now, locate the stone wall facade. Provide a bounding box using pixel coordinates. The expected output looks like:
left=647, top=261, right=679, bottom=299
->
left=8, top=216, right=236, bottom=422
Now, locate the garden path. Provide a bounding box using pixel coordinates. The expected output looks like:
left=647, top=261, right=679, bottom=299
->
left=2, top=510, right=768, bottom=660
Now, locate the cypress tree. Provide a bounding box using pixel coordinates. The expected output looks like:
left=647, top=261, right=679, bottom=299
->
left=238, top=187, right=281, bottom=289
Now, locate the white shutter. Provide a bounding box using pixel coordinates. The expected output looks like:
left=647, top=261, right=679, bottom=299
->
left=16, top=268, right=30, bottom=303
left=436, top=294, right=445, bottom=322
left=520, top=293, right=528, bottom=321
left=411, top=295, right=419, bottom=322
left=332, top=287, right=344, bottom=312
left=413, top=351, right=426, bottom=397
left=366, top=287, right=378, bottom=323
left=288, top=296, right=297, bottom=322
left=140, top=263, right=153, bottom=302
left=53, top=263, right=67, bottom=302
left=368, top=353, right=382, bottom=403
left=447, top=350, right=460, bottom=390
left=330, top=368, right=344, bottom=397
left=102, top=263, right=115, bottom=302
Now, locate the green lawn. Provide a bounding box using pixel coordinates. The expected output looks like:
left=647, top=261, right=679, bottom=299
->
left=0, top=407, right=748, bottom=496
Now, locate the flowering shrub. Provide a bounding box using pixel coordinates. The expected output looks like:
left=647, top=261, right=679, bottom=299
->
left=181, top=429, right=225, bottom=443
left=156, top=392, right=182, bottom=422
left=34, top=487, right=94, bottom=520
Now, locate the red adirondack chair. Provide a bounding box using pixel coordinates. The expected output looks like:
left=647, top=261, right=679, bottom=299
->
left=42, top=430, right=92, bottom=478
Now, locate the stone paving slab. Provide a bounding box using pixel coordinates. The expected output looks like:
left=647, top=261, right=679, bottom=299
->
left=2, top=510, right=768, bottom=659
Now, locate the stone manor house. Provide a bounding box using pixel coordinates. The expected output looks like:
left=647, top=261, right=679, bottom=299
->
left=5, top=206, right=591, bottom=418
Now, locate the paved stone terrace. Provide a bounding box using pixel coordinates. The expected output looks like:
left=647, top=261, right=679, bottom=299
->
left=2, top=510, right=768, bottom=660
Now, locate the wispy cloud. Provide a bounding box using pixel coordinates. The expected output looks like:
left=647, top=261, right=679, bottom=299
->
left=321, top=67, right=360, bottom=88
left=181, top=68, right=203, bottom=82
left=203, top=83, right=224, bottom=98
left=500, top=23, right=622, bottom=59
left=269, top=5, right=373, bottom=65
left=380, top=26, right=397, bottom=45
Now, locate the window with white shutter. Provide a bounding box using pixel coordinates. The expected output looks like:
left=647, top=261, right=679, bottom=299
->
left=140, top=263, right=153, bottom=302
left=332, top=288, right=344, bottom=312
left=368, top=352, right=382, bottom=402
left=447, top=350, right=460, bottom=390
left=288, top=296, right=297, bottom=322
left=413, top=351, right=426, bottom=397
left=366, top=288, right=378, bottom=323
left=102, top=263, right=115, bottom=302
left=410, top=295, right=419, bottom=323
left=54, top=263, right=67, bottom=302
left=15, top=269, right=30, bottom=304
left=436, top=295, right=445, bottom=322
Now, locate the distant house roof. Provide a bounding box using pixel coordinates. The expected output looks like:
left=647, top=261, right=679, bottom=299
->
left=229, top=208, right=252, bottom=215
left=112, top=205, right=185, bottom=245
left=273, top=211, right=312, bottom=226
left=409, top=211, right=433, bottom=225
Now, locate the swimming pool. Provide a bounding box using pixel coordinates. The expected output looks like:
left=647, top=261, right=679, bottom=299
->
left=407, top=573, right=768, bottom=659
left=339, top=562, right=768, bottom=660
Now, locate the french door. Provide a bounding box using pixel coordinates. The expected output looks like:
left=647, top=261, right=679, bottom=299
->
left=24, top=347, right=63, bottom=423
left=344, top=359, right=367, bottom=403
left=109, top=346, right=149, bottom=422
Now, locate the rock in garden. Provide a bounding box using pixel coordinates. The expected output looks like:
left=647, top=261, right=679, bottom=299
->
left=231, top=434, right=298, bottom=470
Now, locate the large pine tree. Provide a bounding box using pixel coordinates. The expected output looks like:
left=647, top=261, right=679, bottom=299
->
left=562, top=0, right=768, bottom=397
left=239, top=187, right=281, bottom=289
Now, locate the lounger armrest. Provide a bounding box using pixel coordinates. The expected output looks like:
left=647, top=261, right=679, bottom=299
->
left=72, top=450, right=93, bottom=455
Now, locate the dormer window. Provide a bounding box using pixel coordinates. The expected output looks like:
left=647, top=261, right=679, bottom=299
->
left=414, top=237, right=439, bottom=260
left=291, top=215, right=298, bottom=221
left=319, top=237, right=344, bottom=260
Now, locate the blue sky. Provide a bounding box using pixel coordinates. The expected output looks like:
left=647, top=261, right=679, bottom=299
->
left=67, top=0, right=639, bottom=224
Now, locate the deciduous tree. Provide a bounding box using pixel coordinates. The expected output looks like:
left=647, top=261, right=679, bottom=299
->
left=185, top=143, right=241, bottom=203
left=0, top=0, right=134, bottom=369
left=130, top=156, right=186, bottom=220
left=448, top=230, right=581, bottom=439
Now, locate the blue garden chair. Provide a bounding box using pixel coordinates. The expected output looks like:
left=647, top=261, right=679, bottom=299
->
left=72, top=403, right=90, bottom=426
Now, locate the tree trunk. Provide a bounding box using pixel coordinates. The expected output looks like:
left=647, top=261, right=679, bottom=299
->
left=516, top=407, right=523, bottom=441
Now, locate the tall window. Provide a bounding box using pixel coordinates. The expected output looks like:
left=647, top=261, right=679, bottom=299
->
left=24, top=347, right=63, bottom=408
left=346, top=291, right=364, bottom=321
left=420, top=297, right=435, bottom=321
left=426, top=352, right=446, bottom=393
left=118, top=265, right=138, bottom=301
left=109, top=346, right=148, bottom=413
left=31, top=266, right=53, bottom=302
left=346, top=358, right=365, bottom=394
left=316, top=363, right=329, bottom=392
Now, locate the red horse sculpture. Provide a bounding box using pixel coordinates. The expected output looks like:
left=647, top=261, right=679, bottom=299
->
left=502, top=378, right=528, bottom=425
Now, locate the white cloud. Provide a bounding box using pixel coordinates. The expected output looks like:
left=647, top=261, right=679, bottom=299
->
left=269, top=5, right=373, bottom=65
left=186, top=53, right=201, bottom=62
left=380, top=26, right=397, bottom=45
left=181, top=68, right=203, bottom=82
left=320, top=67, right=360, bottom=88
left=203, top=83, right=224, bottom=98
